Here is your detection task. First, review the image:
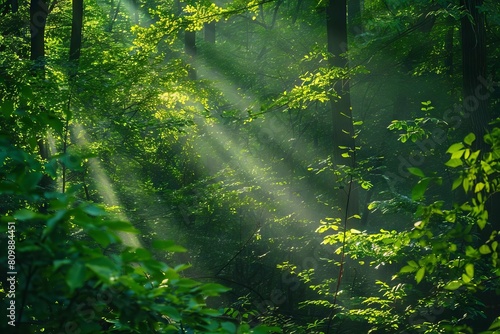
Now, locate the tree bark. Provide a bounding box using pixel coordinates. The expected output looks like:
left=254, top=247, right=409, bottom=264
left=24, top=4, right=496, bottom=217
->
left=30, top=0, right=48, bottom=65
left=204, top=21, right=215, bottom=44
left=9, top=0, right=19, bottom=13
left=69, top=0, right=83, bottom=64
left=326, top=0, right=359, bottom=218
left=348, top=0, right=362, bottom=36
left=460, top=0, right=488, bottom=147
left=185, top=30, right=196, bottom=80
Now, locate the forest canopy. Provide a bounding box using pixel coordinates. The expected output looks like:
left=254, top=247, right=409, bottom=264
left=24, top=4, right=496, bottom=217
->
left=1, top=0, right=500, bottom=333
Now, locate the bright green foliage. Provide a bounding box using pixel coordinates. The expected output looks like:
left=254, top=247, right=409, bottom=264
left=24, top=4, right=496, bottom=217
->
left=0, top=135, right=284, bottom=332
left=2, top=0, right=500, bottom=333
left=298, top=127, right=500, bottom=333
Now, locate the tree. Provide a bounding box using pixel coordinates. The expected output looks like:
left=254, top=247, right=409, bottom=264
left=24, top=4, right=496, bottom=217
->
left=460, top=0, right=488, bottom=148
left=326, top=0, right=359, bottom=217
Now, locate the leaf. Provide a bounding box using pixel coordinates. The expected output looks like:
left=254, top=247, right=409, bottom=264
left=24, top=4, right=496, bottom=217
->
left=462, top=273, right=471, bottom=283
left=475, top=182, right=485, bottom=193
left=444, top=280, right=462, bottom=290
left=408, top=167, right=425, bottom=177
left=479, top=244, right=491, bottom=254
left=53, top=259, right=72, bottom=271
left=106, top=220, right=138, bottom=233
left=88, top=228, right=117, bottom=248
left=251, top=326, right=283, bottom=334
left=452, top=177, right=463, bottom=190
left=451, top=149, right=465, bottom=160
left=43, top=209, right=67, bottom=238
left=411, top=178, right=430, bottom=201
left=465, top=263, right=474, bottom=278
left=221, top=322, right=237, bottom=333
left=82, top=204, right=105, bottom=216
left=447, top=143, right=464, bottom=153
left=152, top=240, right=187, bottom=252
left=408, top=260, right=419, bottom=268
left=200, top=283, right=230, bottom=296
left=415, top=267, right=425, bottom=284
left=464, top=132, right=476, bottom=146
left=66, top=262, right=86, bottom=293
left=0, top=100, right=14, bottom=116
left=86, top=258, right=118, bottom=283
left=465, top=245, right=479, bottom=257
left=399, top=265, right=416, bottom=273
left=445, top=159, right=463, bottom=168
left=488, top=316, right=500, bottom=330
left=13, top=209, right=38, bottom=220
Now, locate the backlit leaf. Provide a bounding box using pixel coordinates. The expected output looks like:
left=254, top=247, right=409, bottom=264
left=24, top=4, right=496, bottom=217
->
left=465, top=263, right=474, bottom=278
left=479, top=244, right=491, bottom=254
left=464, top=132, right=476, bottom=146
left=415, top=267, right=425, bottom=284
left=444, top=280, right=462, bottom=290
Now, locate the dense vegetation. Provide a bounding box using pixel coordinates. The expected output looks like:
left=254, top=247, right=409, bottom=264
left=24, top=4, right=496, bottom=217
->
left=1, top=0, right=500, bottom=333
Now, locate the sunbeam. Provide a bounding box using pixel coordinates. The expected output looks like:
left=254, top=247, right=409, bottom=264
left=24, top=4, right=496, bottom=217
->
left=73, top=124, right=142, bottom=248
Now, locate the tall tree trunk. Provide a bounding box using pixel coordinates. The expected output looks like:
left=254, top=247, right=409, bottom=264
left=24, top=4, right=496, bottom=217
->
left=131, top=0, right=139, bottom=25
left=9, top=0, right=19, bottom=13
left=69, top=0, right=83, bottom=64
left=460, top=0, right=488, bottom=147
left=62, top=0, right=83, bottom=193
left=348, top=0, right=362, bottom=36
left=326, top=0, right=359, bottom=219
left=204, top=21, right=215, bottom=44
left=30, top=0, right=52, bottom=203
left=460, top=1, right=500, bottom=320
left=185, top=30, right=196, bottom=80
left=445, top=16, right=454, bottom=77
left=30, top=0, right=48, bottom=65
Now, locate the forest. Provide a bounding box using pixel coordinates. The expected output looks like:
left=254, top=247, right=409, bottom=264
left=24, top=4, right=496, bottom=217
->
left=1, top=0, right=500, bottom=333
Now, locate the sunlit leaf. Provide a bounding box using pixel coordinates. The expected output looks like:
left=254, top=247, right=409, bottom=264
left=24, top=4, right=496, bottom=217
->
left=445, top=159, right=463, bottom=168
left=479, top=244, right=491, bottom=254
left=444, top=280, right=462, bottom=290
left=462, top=273, right=471, bottom=283
left=415, top=267, right=425, bottom=284
left=452, top=177, right=463, bottom=190
left=488, top=316, right=500, bottom=330
left=465, top=263, right=474, bottom=278
left=411, top=178, right=430, bottom=200
left=464, top=132, right=476, bottom=146
left=399, top=265, right=416, bottom=273
left=446, top=142, right=464, bottom=153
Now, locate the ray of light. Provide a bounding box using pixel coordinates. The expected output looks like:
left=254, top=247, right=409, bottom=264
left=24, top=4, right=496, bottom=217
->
left=74, top=124, right=142, bottom=248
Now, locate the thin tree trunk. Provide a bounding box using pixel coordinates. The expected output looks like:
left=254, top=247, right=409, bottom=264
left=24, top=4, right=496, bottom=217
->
left=445, top=16, right=454, bottom=76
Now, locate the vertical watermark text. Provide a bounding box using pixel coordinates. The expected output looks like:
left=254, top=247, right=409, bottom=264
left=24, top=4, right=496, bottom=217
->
left=6, top=221, right=17, bottom=327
